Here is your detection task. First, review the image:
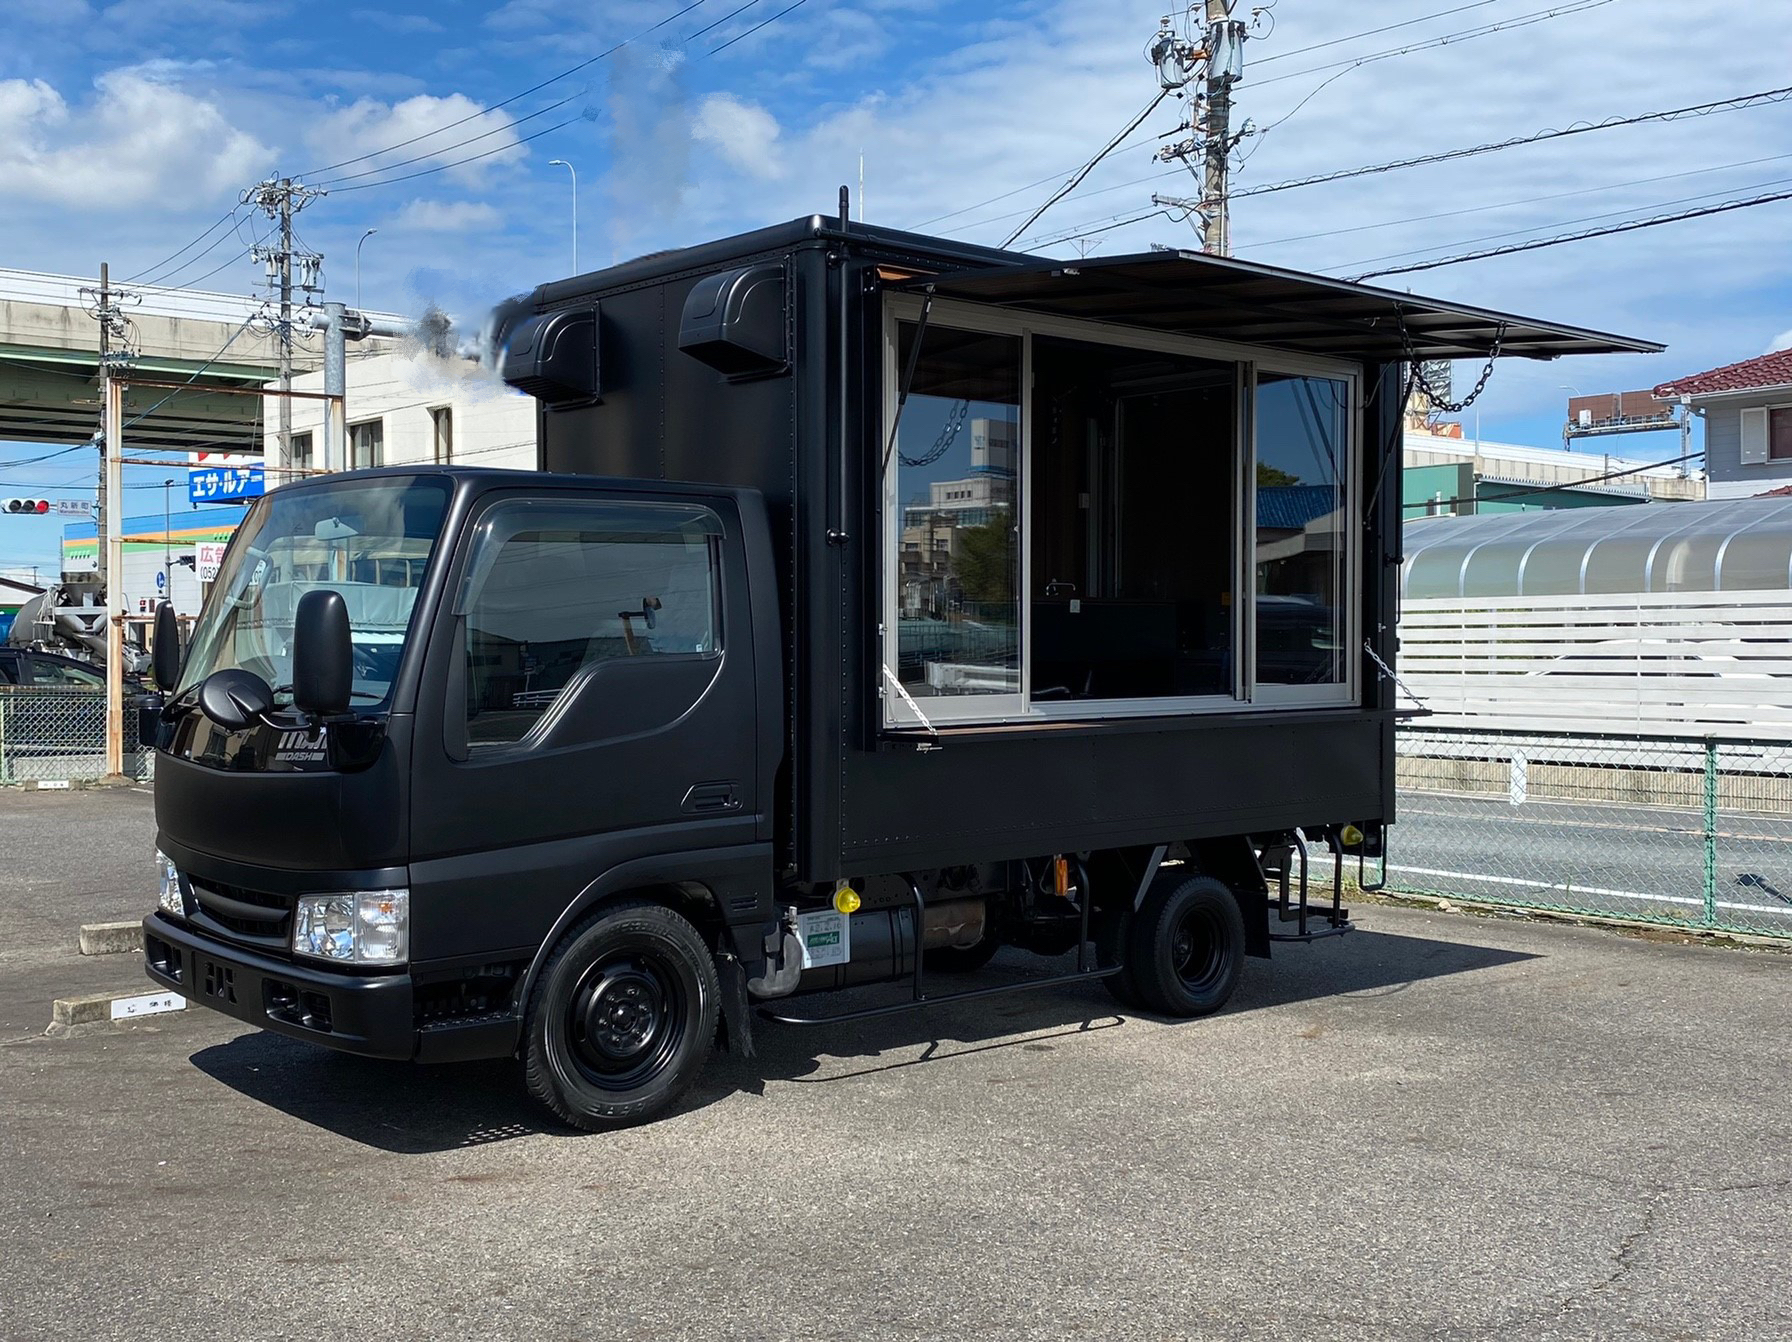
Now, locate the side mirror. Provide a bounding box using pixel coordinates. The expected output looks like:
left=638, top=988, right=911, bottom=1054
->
left=292, top=588, right=352, bottom=716
left=152, top=600, right=182, bottom=693
left=196, top=669, right=274, bottom=733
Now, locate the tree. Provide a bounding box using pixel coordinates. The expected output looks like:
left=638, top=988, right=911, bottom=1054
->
left=954, top=520, right=1015, bottom=610
left=1258, top=462, right=1300, bottom=487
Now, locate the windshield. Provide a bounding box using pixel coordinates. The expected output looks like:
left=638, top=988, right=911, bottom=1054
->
left=177, top=476, right=451, bottom=706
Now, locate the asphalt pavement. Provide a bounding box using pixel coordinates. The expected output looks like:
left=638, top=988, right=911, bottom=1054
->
left=2, top=786, right=1790, bottom=1341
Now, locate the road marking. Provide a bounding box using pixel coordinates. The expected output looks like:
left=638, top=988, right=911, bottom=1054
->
left=1387, top=864, right=1792, bottom=918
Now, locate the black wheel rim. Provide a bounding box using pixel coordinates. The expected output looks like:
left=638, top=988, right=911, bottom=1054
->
left=564, top=950, right=689, bottom=1092
left=1170, top=905, right=1226, bottom=995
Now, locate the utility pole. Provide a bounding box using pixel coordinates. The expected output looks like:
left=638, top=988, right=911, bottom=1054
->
left=82, top=262, right=135, bottom=778
left=1149, top=3, right=1250, bottom=255
left=244, top=178, right=325, bottom=478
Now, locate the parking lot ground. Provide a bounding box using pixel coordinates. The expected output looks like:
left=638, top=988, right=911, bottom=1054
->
left=2, top=789, right=1790, bottom=1341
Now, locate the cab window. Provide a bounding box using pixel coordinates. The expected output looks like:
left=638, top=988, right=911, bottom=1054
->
left=456, top=500, right=722, bottom=749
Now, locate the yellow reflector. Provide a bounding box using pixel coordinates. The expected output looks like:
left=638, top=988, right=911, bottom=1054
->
left=832, top=884, right=861, bottom=915
left=1340, top=824, right=1364, bottom=848
left=1053, top=856, right=1069, bottom=899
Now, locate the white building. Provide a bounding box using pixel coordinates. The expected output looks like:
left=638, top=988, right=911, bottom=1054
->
left=264, top=349, right=537, bottom=479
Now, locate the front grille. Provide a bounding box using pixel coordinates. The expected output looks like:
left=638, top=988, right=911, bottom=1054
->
left=189, top=878, right=294, bottom=950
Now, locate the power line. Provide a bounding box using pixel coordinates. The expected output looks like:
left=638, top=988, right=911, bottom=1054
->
left=706, top=0, right=813, bottom=56
left=1251, top=0, right=1620, bottom=90
left=1352, top=187, right=1792, bottom=279
left=122, top=208, right=239, bottom=285
left=312, top=88, right=585, bottom=189
left=323, top=113, right=586, bottom=193
left=1253, top=0, right=1503, bottom=65
left=295, top=0, right=715, bottom=178
left=1233, top=83, right=1792, bottom=201
left=999, top=82, right=1792, bottom=251
left=1249, top=150, right=1792, bottom=251
left=1003, top=89, right=1171, bottom=247
left=914, top=0, right=1631, bottom=239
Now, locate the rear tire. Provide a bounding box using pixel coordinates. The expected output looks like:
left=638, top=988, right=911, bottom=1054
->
left=522, top=900, right=719, bottom=1131
left=1095, top=908, right=1142, bottom=1009
left=925, top=936, right=1003, bottom=974
left=1127, top=875, right=1245, bottom=1018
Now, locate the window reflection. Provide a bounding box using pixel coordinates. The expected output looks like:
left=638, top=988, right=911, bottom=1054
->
left=893, top=323, right=1022, bottom=705
left=1255, top=373, right=1348, bottom=686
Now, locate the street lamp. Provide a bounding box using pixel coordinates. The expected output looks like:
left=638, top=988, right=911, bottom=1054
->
left=549, top=159, right=578, bottom=274
left=355, top=228, right=378, bottom=310
left=162, top=478, right=174, bottom=600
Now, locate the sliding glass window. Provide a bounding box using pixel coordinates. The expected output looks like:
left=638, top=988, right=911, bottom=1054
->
left=1253, top=370, right=1351, bottom=698
left=886, top=320, right=1024, bottom=722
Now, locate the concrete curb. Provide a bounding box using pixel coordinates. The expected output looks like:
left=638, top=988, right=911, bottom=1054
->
left=48, top=988, right=186, bottom=1036
left=78, top=922, right=143, bottom=956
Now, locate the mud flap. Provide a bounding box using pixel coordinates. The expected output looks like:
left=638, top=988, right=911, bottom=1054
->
left=715, top=952, right=755, bottom=1059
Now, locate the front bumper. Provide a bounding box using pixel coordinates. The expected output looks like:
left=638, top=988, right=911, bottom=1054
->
left=143, top=912, right=414, bottom=1060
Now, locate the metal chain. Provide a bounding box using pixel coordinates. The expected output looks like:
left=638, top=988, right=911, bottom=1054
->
left=1401, top=315, right=1504, bottom=414
left=1364, top=638, right=1429, bottom=709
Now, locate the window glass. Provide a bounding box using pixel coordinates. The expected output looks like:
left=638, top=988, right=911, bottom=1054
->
left=460, top=501, right=721, bottom=748
left=29, top=657, right=102, bottom=688
left=892, top=324, right=1022, bottom=709
left=290, top=431, right=313, bottom=474
left=432, top=407, right=453, bottom=464
left=1772, top=407, right=1792, bottom=461
left=1030, top=336, right=1237, bottom=701
left=1255, top=372, right=1348, bottom=687
left=350, top=420, right=384, bottom=469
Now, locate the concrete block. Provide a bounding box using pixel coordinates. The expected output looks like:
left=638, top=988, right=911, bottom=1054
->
left=78, top=921, right=143, bottom=956
left=48, top=988, right=185, bottom=1035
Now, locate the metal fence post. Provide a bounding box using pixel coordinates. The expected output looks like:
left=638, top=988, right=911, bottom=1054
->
left=1702, top=738, right=1719, bottom=928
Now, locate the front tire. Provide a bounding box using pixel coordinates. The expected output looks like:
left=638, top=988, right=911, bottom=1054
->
left=522, top=901, right=719, bottom=1131
left=1128, top=875, right=1245, bottom=1018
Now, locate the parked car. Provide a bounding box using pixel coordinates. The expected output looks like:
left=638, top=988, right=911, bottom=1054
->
left=0, top=648, right=163, bottom=752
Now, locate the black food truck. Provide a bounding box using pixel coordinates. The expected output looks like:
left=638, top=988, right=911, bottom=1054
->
left=141, top=210, right=1656, bottom=1129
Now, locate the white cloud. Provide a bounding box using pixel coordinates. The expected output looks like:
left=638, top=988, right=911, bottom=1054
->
left=1771, top=329, right=1792, bottom=353
left=390, top=198, right=503, bottom=232
left=310, top=93, right=522, bottom=187
left=693, top=94, right=785, bottom=180
left=0, top=69, right=270, bottom=209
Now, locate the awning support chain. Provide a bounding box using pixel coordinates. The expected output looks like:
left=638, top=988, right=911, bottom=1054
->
left=1364, top=638, right=1429, bottom=711
left=1402, top=313, right=1505, bottom=415
left=880, top=289, right=936, bottom=478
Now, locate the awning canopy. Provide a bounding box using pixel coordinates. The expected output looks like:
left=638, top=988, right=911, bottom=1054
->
left=900, top=251, right=1661, bottom=363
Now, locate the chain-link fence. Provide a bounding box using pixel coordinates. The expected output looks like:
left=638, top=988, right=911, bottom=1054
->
left=0, top=688, right=151, bottom=784
left=1391, top=726, right=1792, bottom=940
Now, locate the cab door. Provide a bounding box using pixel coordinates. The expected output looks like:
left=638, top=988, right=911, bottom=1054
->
left=406, top=490, right=765, bottom=965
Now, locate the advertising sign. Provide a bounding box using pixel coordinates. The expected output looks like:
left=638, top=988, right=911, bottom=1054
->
left=188, top=466, right=265, bottom=505
left=196, top=542, right=229, bottom=584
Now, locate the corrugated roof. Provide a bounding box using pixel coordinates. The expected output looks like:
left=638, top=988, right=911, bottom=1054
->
left=1654, top=347, right=1792, bottom=399
left=1403, top=496, right=1792, bottom=597
left=1258, top=485, right=1339, bottom=532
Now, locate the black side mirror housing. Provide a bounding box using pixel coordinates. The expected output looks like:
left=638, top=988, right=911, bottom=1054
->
left=152, top=600, right=182, bottom=693
left=292, top=588, right=353, bottom=716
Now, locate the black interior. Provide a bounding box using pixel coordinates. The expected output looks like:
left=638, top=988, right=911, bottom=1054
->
left=1029, top=336, right=1235, bottom=701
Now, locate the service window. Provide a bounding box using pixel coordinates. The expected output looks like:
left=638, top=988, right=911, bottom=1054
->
left=881, top=299, right=1358, bottom=727
left=457, top=500, right=721, bottom=749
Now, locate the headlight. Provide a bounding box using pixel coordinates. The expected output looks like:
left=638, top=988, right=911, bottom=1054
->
left=293, top=890, right=409, bottom=965
left=156, top=850, right=185, bottom=917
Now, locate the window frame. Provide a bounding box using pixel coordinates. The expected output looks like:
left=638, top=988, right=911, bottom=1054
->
left=450, top=495, right=727, bottom=757
left=880, top=294, right=1360, bottom=729
left=1769, top=404, right=1792, bottom=462
left=349, top=418, right=384, bottom=470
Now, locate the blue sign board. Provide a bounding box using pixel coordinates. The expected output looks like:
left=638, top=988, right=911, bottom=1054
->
left=188, top=466, right=265, bottom=505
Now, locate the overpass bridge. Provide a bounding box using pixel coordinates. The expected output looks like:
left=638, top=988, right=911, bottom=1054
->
left=0, top=268, right=402, bottom=454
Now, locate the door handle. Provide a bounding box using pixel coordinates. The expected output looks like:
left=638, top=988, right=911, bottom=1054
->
left=682, top=781, right=740, bottom=814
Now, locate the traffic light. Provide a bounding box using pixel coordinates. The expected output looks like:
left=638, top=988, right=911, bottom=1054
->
left=4, top=499, right=51, bottom=515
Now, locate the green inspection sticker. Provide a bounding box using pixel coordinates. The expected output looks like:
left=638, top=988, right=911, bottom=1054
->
left=796, top=909, right=851, bottom=969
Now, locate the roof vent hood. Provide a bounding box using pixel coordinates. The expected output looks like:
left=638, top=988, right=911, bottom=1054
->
left=678, top=264, right=787, bottom=378
left=501, top=305, right=600, bottom=407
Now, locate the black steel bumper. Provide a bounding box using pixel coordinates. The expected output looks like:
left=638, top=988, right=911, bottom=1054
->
left=142, top=912, right=415, bottom=1060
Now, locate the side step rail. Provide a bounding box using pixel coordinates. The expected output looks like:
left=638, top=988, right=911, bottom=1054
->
left=1268, top=831, right=1351, bottom=943
left=759, top=862, right=1123, bottom=1027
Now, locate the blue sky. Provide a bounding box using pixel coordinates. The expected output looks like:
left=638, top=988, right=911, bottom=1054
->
left=3, top=0, right=1790, bottom=574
